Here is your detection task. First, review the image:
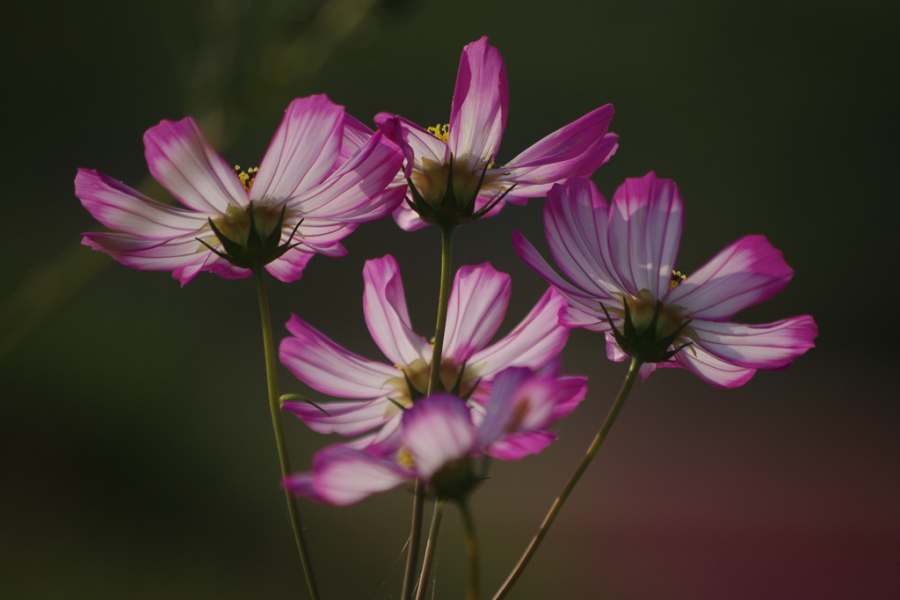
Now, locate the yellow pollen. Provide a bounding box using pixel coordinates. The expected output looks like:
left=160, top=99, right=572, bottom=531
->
left=427, top=124, right=449, bottom=143
left=670, top=270, right=687, bottom=290
left=397, top=447, right=415, bottom=469
left=233, top=165, right=258, bottom=192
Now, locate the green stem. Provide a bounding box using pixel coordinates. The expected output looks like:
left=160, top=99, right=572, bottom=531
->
left=402, top=224, right=455, bottom=600
left=460, top=501, right=480, bottom=600
left=253, top=268, right=320, bottom=600
left=428, top=224, right=455, bottom=395
left=490, top=358, right=643, bottom=600
left=414, top=501, right=446, bottom=600
left=401, top=481, right=426, bottom=600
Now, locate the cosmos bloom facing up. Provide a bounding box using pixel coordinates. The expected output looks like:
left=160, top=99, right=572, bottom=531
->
left=375, top=36, right=618, bottom=230
left=77, top=95, right=404, bottom=285
left=279, top=255, right=572, bottom=451
left=514, top=174, right=818, bottom=388
left=283, top=366, right=586, bottom=506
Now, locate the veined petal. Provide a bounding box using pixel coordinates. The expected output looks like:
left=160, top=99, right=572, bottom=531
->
left=283, top=397, right=393, bottom=437
left=608, top=172, right=684, bottom=299
left=76, top=169, right=207, bottom=238
left=500, top=105, right=615, bottom=196
left=690, top=316, right=817, bottom=370
left=468, top=288, right=569, bottom=378
left=280, top=315, right=399, bottom=398
left=674, top=344, right=757, bottom=389
left=81, top=231, right=221, bottom=285
left=292, top=445, right=411, bottom=506
left=512, top=230, right=602, bottom=313
left=288, top=131, right=403, bottom=222
left=559, top=305, right=611, bottom=332
left=251, top=95, right=344, bottom=203
left=544, top=178, right=627, bottom=298
left=448, top=37, right=508, bottom=162
left=403, top=395, right=477, bottom=480
left=485, top=430, right=556, bottom=460
left=143, top=117, right=247, bottom=213
left=375, top=113, right=448, bottom=178
left=665, top=235, right=794, bottom=321
left=443, top=263, right=511, bottom=362
left=363, top=256, right=431, bottom=367
left=392, top=202, right=431, bottom=232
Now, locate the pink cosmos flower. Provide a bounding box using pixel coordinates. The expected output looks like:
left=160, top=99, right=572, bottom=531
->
left=77, top=95, right=404, bottom=285
left=283, top=366, right=587, bottom=506
left=514, top=174, right=818, bottom=388
left=374, top=36, right=619, bottom=231
left=279, top=255, right=571, bottom=450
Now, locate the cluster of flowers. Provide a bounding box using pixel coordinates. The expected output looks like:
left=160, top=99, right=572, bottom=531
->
left=77, top=36, right=816, bottom=596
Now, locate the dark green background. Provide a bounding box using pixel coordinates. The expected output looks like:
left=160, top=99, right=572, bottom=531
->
left=2, top=0, right=898, bottom=598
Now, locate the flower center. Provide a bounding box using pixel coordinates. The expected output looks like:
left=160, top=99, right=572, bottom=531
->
left=670, top=270, right=686, bottom=290
left=608, top=289, right=690, bottom=340
left=209, top=202, right=291, bottom=248
left=383, top=357, right=480, bottom=418
left=233, top=165, right=258, bottom=193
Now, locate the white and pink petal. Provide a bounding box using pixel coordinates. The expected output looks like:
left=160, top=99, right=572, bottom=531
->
left=442, top=263, right=511, bottom=362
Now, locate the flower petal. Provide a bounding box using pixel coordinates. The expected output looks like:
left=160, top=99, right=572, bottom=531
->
left=607, top=172, right=684, bottom=300
left=375, top=113, right=448, bottom=178
left=288, top=131, right=403, bottom=222
left=279, top=315, right=399, bottom=397
left=289, top=445, right=411, bottom=506
left=143, top=117, right=247, bottom=213
left=448, top=37, right=508, bottom=163
left=442, top=263, right=511, bottom=362
left=665, top=235, right=794, bottom=321
left=501, top=105, right=615, bottom=197
left=468, top=288, right=570, bottom=378
left=282, top=397, right=393, bottom=437
left=250, top=95, right=344, bottom=203
left=76, top=169, right=207, bottom=238
left=544, top=177, right=626, bottom=298
left=512, top=230, right=601, bottom=314
left=363, top=256, right=432, bottom=367
left=690, top=316, right=817, bottom=370
left=403, top=395, right=477, bottom=480
left=674, top=344, right=757, bottom=389
left=485, top=430, right=556, bottom=460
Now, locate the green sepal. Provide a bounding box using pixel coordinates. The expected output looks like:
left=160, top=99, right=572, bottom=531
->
left=279, top=393, right=331, bottom=416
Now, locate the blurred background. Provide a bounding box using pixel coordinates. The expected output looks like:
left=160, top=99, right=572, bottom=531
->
left=2, top=0, right=898, bottom=598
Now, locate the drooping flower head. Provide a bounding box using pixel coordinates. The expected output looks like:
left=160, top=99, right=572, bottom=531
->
left=278, top=255, right=572, bottom=450
left=375, top=36, right=618, bottom=230
left=283, top=365, right=586, bottom=506
left=77, top=95, right=404, bottom=285
left=514, top=174, right=818, bottom=388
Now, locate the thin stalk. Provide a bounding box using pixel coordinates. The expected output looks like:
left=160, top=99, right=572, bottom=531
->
left=490, top=358, right=643, bottom=600
left=253, top=268, right=320, bottom=600
left=401, top=482, right=426, bottom=600
left=428, top=224, right=455, bottom=394
left=415, top=501, right=446, bottom=600
left=460, top=501, right=480, bottom=600
left=402, top=224, right=455, bottom=600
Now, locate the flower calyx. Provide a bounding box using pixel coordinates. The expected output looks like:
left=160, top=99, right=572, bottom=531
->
left=405, top=154, right=517, bottom=229
left=429, top=455, right=484, bottom=502
left=599, top=296, right=693, bottom=364
left=198, top=202, right=303, bottom=270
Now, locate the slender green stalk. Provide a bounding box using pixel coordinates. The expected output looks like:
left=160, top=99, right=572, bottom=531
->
left=460, top=501, right=480, bottom=600
left=490, top=358, right=643, bottom=600
left=403, top=224, right=456, bottom=600
left=401, top=482, right=426, bottom=600
left=253, top=268, right=320, bottom=600
left=428, top=224, right=455, bottom=395
left=415, top=501, right=446, bottom=600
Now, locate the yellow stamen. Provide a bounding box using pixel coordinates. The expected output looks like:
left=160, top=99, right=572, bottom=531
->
left=397, top=447, right=415, bottom=469
left=670, top=270, right=687, bottom=290
left=427, top=124, right=449, bottom=143
left=233, top=165, right=258, bottom=192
